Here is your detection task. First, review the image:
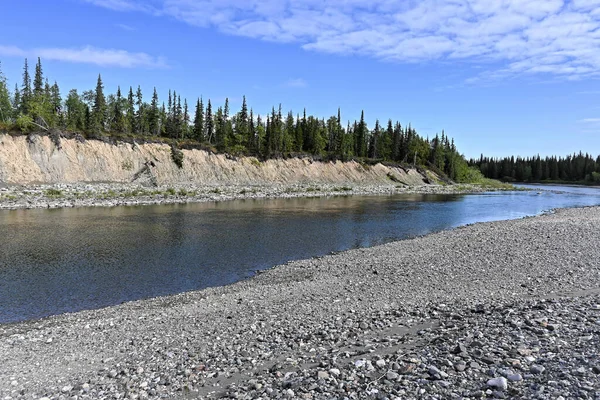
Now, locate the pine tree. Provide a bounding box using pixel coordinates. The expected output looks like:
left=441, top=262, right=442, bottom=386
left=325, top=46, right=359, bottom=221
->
left=205, top=100, right=214, bottom=143
left=148, top=87, right=159, bottom=135
left=193, top=97, right=205, bottom=142
left=33, top=57, right=44, bottom=98
left=215, top=106, right=225, bottom=150
left=355, top=110, right=367, bottom=157
left=0, top=62, right=12, bottom=123
left=111, top=86, right=126, bottom=133
left=237, top=95, right=248, bottom=147
left=294, top=113, right=303, bottom=152
left=13, top=84, right=21, bottom=119
left=92, top=74, right=106, bottom=131
left=183, top=99, right=189, bottom=139
left=20, top=58, right=32, bottom=114
left=248, top=108, right=256, bottom=153
left=126, top=87, right=135, bottom=133
left=50, top=82, right=61, bottom=114
left=135, top=86, right=143, bottom=134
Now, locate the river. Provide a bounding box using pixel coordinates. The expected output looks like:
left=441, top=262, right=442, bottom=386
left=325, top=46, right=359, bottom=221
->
left=1, top=184, right=599, bottom=323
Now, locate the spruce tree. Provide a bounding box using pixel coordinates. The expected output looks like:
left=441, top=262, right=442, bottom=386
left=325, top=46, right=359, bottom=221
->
left=205, top=100, right=214, bottom=143
left=92, top=74, right=106, bottom=131
left=20, top=58, right=32, bottom=114
left=13, top=84, right=21, bottom=119
left=135, top=86, right=143, bottom=134
left=33, top=57, right=44, bottom=98
left=126, top=87, right=135, bottom=133
left=0, top=62, right=12, bottom=123
left=183, top=99, right=189, bottom=139
left=193, top=97, right=205, bottom=142
left=355, top=110, right=367, bottom=157
left=149, top=87, right=159, bottom=135
left=112, top=86, right=126, bottom=133
left=248, top=108, right=256, bottom=153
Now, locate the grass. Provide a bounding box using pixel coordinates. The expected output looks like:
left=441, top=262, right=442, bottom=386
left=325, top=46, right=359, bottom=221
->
left=333, top=186, right=353, bottom=191
left=45, top=188, right=63, bottom=197
left=473, top=178, right=515, bottom=190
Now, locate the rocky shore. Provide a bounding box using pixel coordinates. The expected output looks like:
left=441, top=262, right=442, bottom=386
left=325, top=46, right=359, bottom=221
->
left=0, top=182, right=501, bottom=210
left=1, top=206, right=599, bottom=399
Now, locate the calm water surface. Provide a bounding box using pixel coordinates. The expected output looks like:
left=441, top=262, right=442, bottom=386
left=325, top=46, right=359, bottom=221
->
left=1, top=185, right=600, bottom=323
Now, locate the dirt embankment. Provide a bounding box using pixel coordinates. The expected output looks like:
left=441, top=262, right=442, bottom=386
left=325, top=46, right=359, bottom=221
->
left=0, top=134, right=432, bottom=186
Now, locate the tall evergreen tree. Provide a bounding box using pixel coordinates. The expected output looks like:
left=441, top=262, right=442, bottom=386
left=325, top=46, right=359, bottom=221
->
left=355, top=110, right=367, bottom=157
left=110, top=86, right=125, bottom=132
left=92, top=74, right=106, bottom=131
left=33, top=57, right=44, bottom=98
left=20, top=58, right=32, bottom=114
left=205, top=100, right=214, bottom=143
left=0, top=62, right=12, bottom=123
left=183, top=99, right=189, bottom=139
left=135, top=86, right=143, bottom=134
left=12, top=84, right=21, bottom=119
left=193, top=97, right=205, bottom=142
left=126, top=87, right=135, bottom=133
left=148, top=87, right=159, bottom=135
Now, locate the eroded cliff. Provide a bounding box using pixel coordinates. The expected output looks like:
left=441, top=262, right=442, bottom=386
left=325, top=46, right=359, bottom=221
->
left=0, top=134, right=432, bottom=186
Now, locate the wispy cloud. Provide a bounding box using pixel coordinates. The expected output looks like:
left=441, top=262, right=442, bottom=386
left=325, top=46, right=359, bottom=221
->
left=283, top=78, right=308, bottom=88
left=82, top=0, right=154, bottom=12
left=0, top=45, right=167, bottom=68
left=0, top=45, right=27, bottom=57
left=115, top=23, right=136, bottom=31
left=578, top=117, right=600, bottom=123
left=82, top=0, right=600, bottom=81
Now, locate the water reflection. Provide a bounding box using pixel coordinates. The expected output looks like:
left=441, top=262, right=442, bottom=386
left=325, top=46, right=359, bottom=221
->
left=1, top=187, right=600, bottom=323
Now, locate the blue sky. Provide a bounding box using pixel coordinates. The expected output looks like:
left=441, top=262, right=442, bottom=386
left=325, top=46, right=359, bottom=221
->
left=1, top=0, right=600, bottom=158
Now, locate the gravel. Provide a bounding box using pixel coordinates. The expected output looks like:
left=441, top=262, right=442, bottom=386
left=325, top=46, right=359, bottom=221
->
left=1, top=206, right=599, bottom=399
left=0, top=182, right=498, bottom=210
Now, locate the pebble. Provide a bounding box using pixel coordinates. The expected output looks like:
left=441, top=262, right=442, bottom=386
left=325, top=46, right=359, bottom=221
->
left=507, top=373, right=523, bottom=382
left=531, top=365, right=546, bottom=374
left=487, top=377, right=508, bottom=391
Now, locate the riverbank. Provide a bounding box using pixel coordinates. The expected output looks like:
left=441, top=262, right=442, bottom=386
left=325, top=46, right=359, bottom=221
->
left=2, top=206, right=599, bottom=399
left=0, top=181, right=507, bottom=210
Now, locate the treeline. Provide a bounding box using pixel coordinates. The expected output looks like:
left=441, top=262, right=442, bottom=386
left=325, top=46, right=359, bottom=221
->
left=0, top=58, right=476, bottom=181
left=470, top=153, right=600, bottom=184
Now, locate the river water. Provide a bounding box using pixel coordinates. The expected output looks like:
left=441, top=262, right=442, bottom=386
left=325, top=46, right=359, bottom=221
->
left=1, top=184, right=599, bottom=323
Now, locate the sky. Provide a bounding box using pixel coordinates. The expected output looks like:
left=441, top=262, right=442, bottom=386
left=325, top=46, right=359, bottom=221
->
left=1, top=0, right=600, bottom=159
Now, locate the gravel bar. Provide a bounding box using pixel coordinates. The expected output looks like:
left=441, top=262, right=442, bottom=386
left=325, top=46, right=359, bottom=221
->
left=0, top=182, right=501, bottom=211
left=1, top=206, right=599, bottom=399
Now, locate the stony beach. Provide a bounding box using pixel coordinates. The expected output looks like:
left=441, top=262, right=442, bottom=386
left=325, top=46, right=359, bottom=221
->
left=1, top=206, right=599, bottom=399
left=0, top=182, right=500, bottom=211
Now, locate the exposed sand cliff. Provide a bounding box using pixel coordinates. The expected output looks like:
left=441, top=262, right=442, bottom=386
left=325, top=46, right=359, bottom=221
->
left=0, top=134, right=432, bottom=186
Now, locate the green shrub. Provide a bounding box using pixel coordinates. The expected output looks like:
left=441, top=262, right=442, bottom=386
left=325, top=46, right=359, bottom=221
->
left=170, top=145, right=184, bottom=169
left=45, top=188, right=63, bottom=197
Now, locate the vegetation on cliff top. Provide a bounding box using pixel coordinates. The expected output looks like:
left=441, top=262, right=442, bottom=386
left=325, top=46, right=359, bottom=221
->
left=0, top=58, right=484, bottom=182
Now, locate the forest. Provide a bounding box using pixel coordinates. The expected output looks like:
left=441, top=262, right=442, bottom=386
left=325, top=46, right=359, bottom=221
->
left=0, top=58, right=483, bottom=182
left=470, top=153, right=600, bottom=184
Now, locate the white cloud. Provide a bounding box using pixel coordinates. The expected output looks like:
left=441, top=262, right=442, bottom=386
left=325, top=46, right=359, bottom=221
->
left=579, top=117, right=600, bottom=122
left=283, top=78, right=308, bottom=88
left=0, top=45, right=27, bottom=57
left=82, top=0, right=600, bottom=80
left=0, top=45, right=167, bottom=68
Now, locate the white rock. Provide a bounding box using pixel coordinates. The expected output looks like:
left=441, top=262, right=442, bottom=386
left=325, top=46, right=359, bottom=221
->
left=487, top=377, right=508, bottom=391
left=317, top=370, right=329, bottom=380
